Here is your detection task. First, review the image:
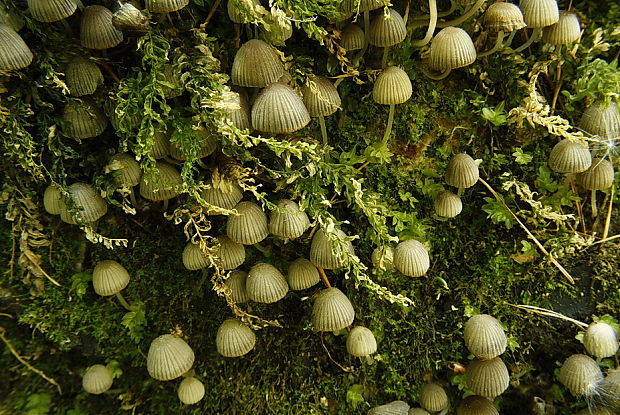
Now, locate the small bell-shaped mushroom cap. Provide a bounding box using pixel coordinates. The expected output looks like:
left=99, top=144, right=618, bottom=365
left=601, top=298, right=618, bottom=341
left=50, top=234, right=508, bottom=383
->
left=558, top=354, right=603, bottom=396
left=232, top=39, right=285, bottom=88
left=467, top=357, right=510, bottom=398
left=599, top=371, right=620, bottom=406
left=548, top=139, right=592, bottom=173
left=93, top=260, right=130, bottom=296
left=82, top=364, right=113, bottom=395
left=301, top=76, right=341, bottom=118
left=340, top=0, right=383, bottom=14
left=147, top=334, right=195, bottom=381
left=168, top=125, right=218, bottom=161
left=577, top=158, right=614, bottom=191
left=445, top=153, right=479, bottom=189
left=66, top=57, right=104, bottom=97
left=146, top=0, right=189, bottom=13
left=107, top=153, right=142, bottom=188
left=434, top=190, right=462, bottom=218
left=251, top=82, right=311, bottom=134
left=483, top=2, right=527, bottom=33
left=112, top=2, right=149, bottom=35
left=226, top=201, right=269, bottom=245
left=269, top=199, right=310, bottom=239
left=408, top=409, right=430, bottom=415
left=367, top=400, right=410, bottom=415
left=369, top=8, right=407, bottom=47
left=43, top=184, right=63, bottom=215
left=542, top=11, right=580, bottom=45
left=341, top=24, right=365, bottom=52
left=139, top=161, right=182, bottom=201
left=0, top=24, right=32, bottom=71
left=28, top=0, right=76, bottom=22
left=151, top=130, right=170, bottom=159
left=373, top=66, right=412, bottom=105
left=63, top=100, right=108, bottom=139
left=346, top=326, right=377, bottom=357
left=420, top=383, right=449, bottom=412
left=182, top=242, right=210, bottom=271
left=309, top=228, right=355, bottom=270
left=201, top=181, right=243, bottom=214
left=223, top=270, right=249, bottom=303
left=81, top=6, right=124, bottom=50
left=227, top=0, right=262, bottom=24
left=457, top=395, right=499, bottom=415
left=214, top=235, right=245, bottom=270
left=372, top=246, right=395, bottom=272
left=216, top=318, right=256, bottom=357
left=428, top=27, right=477, bottom=72
left=519, top=0, right=560, bottom=28
left=177, top=377, right=205, bottom=405
left=223, top=91, right=252, bottom=131
left=393, top=239, right=430, bottom=277
left=287, top=258, right=320, bottom=291
left=311, top=287, right=355, bottom=332
left=464, top=314, right=507, bottom=360
left=579, top=101, right=620, bottom=140
left=59, top=183, right=108, bottom=224
left=246, top=263, right=289, bottom=303
left=583, top=321, right=619, bottom=359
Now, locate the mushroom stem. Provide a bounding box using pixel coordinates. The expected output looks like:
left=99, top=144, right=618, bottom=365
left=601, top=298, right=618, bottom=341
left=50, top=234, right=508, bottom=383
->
left=591, top=189, right=598, bottom=218
left=514, top=27, right=542, bottom=53
left=59, top=19, right=72, bottom=36
left=253, top=242, right=271, bottom=255
left=381, top=104, right=395, bottom=145
left=197, top=159, right=208, bottom=169
left=436, top=0, right=486, bottom=28
left=421, top=67, right=452, bottom=80
left=505, top=30, right=517, bottom=47
left=115, top=292, right=132, bottom=311
left=129, top=190, right=138, bottom=207
left=381, top=46, right=390, bottom=68
left=162, top=199, right=169, bottom=211
left=477, top=31, right=505, bottom=58
left=317, top=267, right=332, bottom=288
left=74, top=0, right=84, bottom=10
left=318, top=115, right=328, bottom=145
left=412, top=0, right=456, bottom=22
left=457, top=187, right=464, bottom=197
left=411, top=0, right=437, bottom=47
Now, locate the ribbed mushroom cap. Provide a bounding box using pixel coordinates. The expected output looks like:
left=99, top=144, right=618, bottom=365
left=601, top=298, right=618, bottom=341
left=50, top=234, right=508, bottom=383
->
left=43, top=184, right=63, bottom=215
left=182, top=242, right=210, bottom=271
left=373, top=66, right=412, bottom=105
left=66, top=57, right=104, bottom=97
left=251, top=82, right=311, bottom=134
left=269, top=199, right=310, bottom=239
left=151, top=130, right=170, bottom=159
left=108, top=153, right=141, bottom=188
left=146, top=0, right=189, bottom=13
left=483, top=2, right=527, bottom=33
left=367, top=400, right=410, bottom=415
left=227, top=0, right=262, bottom=24
left=0, top=24, right=32, bottom=71
left=63, top=100, right=108, bottom=139
left=583, top=321, right=619, bottom=359
left=548, top=139, right=592, bottom=173
left=28, top=0, right=76, bottom=22
left=139, top=161, right=182, bottom=201
left=93, top=260, right=130, bottom=296
left=82, top=364, right=113, bottom=395
left=226, top=201, right=269, bottom=245
left=428, top=27, right=477, bottom=72
left=457, top=395, right=498, bottom=415
left=301, top=76, right=341, bottom=118
left=408, top=409, right=430, bottom=415
left=223, top=270, right=249, bottom=303
left=577, top=158, right=614, bottom=191
left=309, top=228, right=355, bottom=270
left=223, top=91, right=252, bottom=131
left=214, top=235, right=245, bottom=270
left=434, top=190, right=462, bottom=218
left=369, top=8, right=407, bottom=47
left=112, top=2, right=149, bottom=35
left=420, top=383, right=449, bottom=412
left=579, top=101, right=620, bottom=140
left=312, top=287, right=355, bottom=332
left=287, top=258, right=320, bottom=291
left=371, top=246, right=395, bottom=272
left=341, top=0, right=383, bottom=14
left=393, top=239, right=430, bottom=277
left=467, top=357, right=510, bottom=398
left=519, top=0, right=560, bottom=28
left=216, top=318, right=256, bottom=357
left=59, top=183, right=108, bottom=224
left=177, top=377, right=205, bottom=405
left=168, top=126, right=218, bottom=161
left=445, top=153, right=479, bottom=189
left=464, top=314, right=507, bottom=360
left=346, top=326, right=377, bottom=357
left=246, top=263, right=288, bottom=303
left=341, top=24, right=365, bottom=51
left=81, top=6, right=124, bottom=50
left=147, top=334, right=195, bottom=381
left=542, top=11, right=580, bottom=45
left=201, top=182, right=243, bottom=214
left=599, top=371, right=620, bottom=407
left=558, top=354, right=603, bottom=396
left=231, top=39, right=285, bottom=87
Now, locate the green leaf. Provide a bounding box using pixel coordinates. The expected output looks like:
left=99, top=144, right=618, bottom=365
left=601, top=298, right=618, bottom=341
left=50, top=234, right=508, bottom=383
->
left=534, top=166, right=558, bottom=193
left=346, top=384, right=365, bottom=408
left=482, top=197, right=515, bottom=229
left=121, top=302, right=147, bottom=343
left=25, top=393, right=51, bottom=415
left=481, top=102, right=507, bottom=127
left=70, top=271, right=92, bottom=298
left=512, top=147, right=533, bottom=165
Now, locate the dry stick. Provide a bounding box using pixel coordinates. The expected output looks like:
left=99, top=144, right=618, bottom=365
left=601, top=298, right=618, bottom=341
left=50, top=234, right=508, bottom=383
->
left=478, top=178, right=575, bottom=284
left=318, top=267, right=332, bottom=288
left=202, top=0, right=222, bottom=30
left=0, top=327, right=63, bottom=394
left=23, top=250, right=61, bottom=286
left=602, top=184, right=614, bottom=242
left=320, top=332, right=352, bottom=372
left=100, top=62, right=120, bottom=83
left=505, top=303, right=587, bottom=328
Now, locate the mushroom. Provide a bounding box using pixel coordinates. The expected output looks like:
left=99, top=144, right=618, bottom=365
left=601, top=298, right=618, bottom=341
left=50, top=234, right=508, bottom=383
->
left=436, top=0, right=488, bottom=28
left=433, top=190, right=462, bottom=219
left=216, top=318, right=256, bottom=357
left=268, top=199, right=310, bottom=239
left=514, top=0, right=559, bottom=53
left=368, top=8, right=407, bottom=68
left=59, top=182, right=108, bottom=225
left=477, top=3, right=526, bottom=58
left=301, top=76, right=341, bottom=145
left=463, top=314, right=507, bottom=360
left=43, top=184, right=63, bottom=215
left=340, top=0, right=383, bottom=53
left=420, top=383, right=449, bottom=413
left=311, top=287, right=355, bottom=332
left=139, top=160, right=182, bottom=210
left=66, top=57, right=104, bottom=97
left=82, top=364, right=113, bottom=395
left=222, top=90, right=252, bottom=132
left=371, top=246, right=394, bottom=272
left=223, top=270, right=249, bottom=303
left=227, top=0, right=262, bottom=24
left=182, top=241, right=211, bottom=271
left=542, top=10, right=581, bottom=46
left=92, top=260, right=132, bottom=310
left=62, top=99, right=108, bottom=139
left=246, top=262, right=288, bottom=303
left=145, top=0, right=189, bottom=13
left=373, top=66, right=412, bottom=145
left=346, top=326, right=377, bottom=357
left=466, top=357, right=510, bottom=398
left=200, top=176, right=243, bottom=215
left=340, top=23, right=365, bottom=54
left=28, top=0, right=76, bottom=23
left=0, top=24, right=32, bottom=71
left=177, top=377, right=205, bottom=405
left=579, top=100, right=620, bottom=142
left=150, top=130, right=171, bottom=160
left=231, top=39, right=285, bottom=88
left=147, top=334, right=195, bottom=381
left=457, top=395, right=499, bottom=415
left=309, top=228, right=355, bottom=270
left=393, top=239, right=430, bottom=277
left=577, top=158, right=614, bottom=217
left=409, top=409, right=431, bottom=415
left=226, top=201, right=269, bottom=245
left=424, top=27, right=477, bottom=80
left=183, top=236, right=245, bottom=271
left=112, top=2, right=149, bottom=36
left=583, top=321, right=619, bottom=360
left=368, top=401, right=410, bottom=415
left=80, top=6, right=123, bottom=50
left=251, top=82, right=311, bottom=135
left=287, top=258, right=320, bottom=291
left=261, top=8, right=293, bottom=46
left=168, top=125, right=218, bottom=162
left=548, top=138, right=592, bottom=174
left=106, top=153, right=142, bottom=206
left=558, top=354, right=603, bottom=396
left=445, top=153, right=480, bottom=196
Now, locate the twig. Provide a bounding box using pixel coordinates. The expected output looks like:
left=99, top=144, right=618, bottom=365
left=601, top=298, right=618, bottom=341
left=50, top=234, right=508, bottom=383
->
left=318, top=267, right=332, bottom=288
left=23, top=250, right=61, bottom=286
left=319, top=332, right=352, bottom=372
left=0, top=327, right=62, bottom=394
left=100, top=62, right=120, bottom=83
left=478, top=178, right=574, bottom=284
left=601, top=183, right=614, bottom=243
left=201, top=0, right=223, bottom=31
left=589, top=234, right=620, bottom=246
left=505, top=303, right=587, bottom=328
